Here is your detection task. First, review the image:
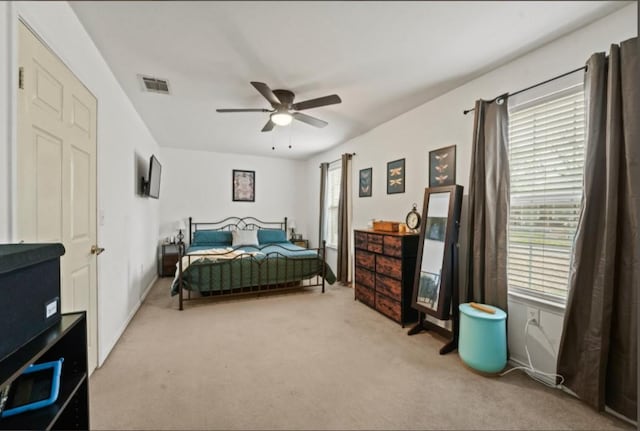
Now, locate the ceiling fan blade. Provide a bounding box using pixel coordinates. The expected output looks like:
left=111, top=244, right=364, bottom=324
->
left=251, top=82, right=281, bottom=106
left=292, top=94, right=341, bottom=111
left=216, top=108, right=271, bottom=113
left=293, top=112, right=328, bottom=128
left=261, top=119, right=276, bottom=132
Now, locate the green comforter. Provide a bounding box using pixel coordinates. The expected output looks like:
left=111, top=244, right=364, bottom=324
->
left=171, top=243, right=336, bottom=295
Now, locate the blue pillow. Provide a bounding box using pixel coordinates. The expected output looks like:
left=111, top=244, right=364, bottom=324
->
left=192, top=230, right=232, bottom=245
left=258, top=229, right=288, bottom=244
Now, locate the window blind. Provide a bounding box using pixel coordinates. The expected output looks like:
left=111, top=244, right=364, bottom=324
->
left=507, top=86, right=585, bottom=300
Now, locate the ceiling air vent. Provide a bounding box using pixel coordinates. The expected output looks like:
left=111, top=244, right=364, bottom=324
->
left=138, top=75, right=171, bottom=94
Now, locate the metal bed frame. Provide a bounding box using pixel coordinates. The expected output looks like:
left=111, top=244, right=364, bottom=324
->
left=176, top=216, right=327, bottom=310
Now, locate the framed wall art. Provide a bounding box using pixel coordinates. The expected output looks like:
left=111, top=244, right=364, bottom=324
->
left=387, top=158, right=405, bottom=194
left=359, top=168, right=372, bottom=197
left=232, top=169, right=255, bottom=202
left=429, top=145, right=456, bottom=187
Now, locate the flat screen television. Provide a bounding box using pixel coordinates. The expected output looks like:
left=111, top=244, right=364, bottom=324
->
left=146, top=155, right=161, bottom=199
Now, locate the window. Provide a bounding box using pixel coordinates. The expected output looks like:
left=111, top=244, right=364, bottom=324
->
left=507, top=85, right=585, bottom=301
left=325, top=162, right=341, bottom=248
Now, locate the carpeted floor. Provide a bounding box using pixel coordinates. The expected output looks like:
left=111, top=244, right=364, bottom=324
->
left=89, top=279, right=629, bottom=430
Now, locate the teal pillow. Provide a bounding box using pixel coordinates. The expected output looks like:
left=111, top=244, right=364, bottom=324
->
left=192, top=230, right=232, bottom=246
left=258, top=229, right=288, bottom=244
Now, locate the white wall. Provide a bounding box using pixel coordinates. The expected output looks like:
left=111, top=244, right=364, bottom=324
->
left=304, top=4, right=637, bottom=372
left=159, top=147, right=308, bottom=240
left=0, top=2, right=162, bottom=365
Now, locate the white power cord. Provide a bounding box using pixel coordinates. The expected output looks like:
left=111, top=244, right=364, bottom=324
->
left=500, top=317, right=565, bottom=389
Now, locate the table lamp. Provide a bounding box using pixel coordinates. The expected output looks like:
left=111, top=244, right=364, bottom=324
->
left=289, top=220, right=296, bottom=239
left=176, top=220, right=186, bottom=243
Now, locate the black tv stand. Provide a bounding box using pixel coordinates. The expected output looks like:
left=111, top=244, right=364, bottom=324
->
left=0, top=312, right=89, bottom=430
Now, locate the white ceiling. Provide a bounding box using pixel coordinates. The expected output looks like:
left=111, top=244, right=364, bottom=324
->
left=70, top=1, right=627, bottom=159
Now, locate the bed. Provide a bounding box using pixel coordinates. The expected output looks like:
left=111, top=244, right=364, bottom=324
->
left=171, top=216, right=336, bottom=309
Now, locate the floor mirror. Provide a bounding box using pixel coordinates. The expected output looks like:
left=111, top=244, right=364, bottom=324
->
left=408, top=185, right=463, bottom=354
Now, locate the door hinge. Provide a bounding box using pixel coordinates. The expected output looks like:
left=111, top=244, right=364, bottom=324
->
left=18, top=67, right=24, bottom=90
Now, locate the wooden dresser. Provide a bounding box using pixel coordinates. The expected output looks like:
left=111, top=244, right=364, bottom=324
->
left=354, top=229, right=419, bottom=326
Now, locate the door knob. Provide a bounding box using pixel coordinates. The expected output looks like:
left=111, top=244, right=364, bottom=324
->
left=90, top=245, right=105, bottom=255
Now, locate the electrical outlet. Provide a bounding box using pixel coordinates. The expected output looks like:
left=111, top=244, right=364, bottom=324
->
left=527, top=307, right=540, bottom=326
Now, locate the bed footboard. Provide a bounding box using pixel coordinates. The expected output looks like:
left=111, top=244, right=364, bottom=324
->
left=175, top=240, right=331, bottom=310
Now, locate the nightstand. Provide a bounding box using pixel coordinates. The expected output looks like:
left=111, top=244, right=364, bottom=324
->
left=291, top=239, right=309, bottom=248
left=158, top=243, right=180, bottom=277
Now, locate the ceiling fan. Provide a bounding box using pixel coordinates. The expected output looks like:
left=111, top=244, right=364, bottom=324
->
left=217, top=81, right=342, bottom=132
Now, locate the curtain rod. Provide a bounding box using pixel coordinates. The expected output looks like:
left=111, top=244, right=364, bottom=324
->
left=325, top=152, right=356, bottom=166
left=462, top=64, right=587, bottom=115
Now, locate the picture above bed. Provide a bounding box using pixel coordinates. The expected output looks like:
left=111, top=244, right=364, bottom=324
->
left=232, top=170, right=255, bottom=202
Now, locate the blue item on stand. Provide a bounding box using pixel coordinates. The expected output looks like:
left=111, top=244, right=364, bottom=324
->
left=0, top=358, right=64, bottom=418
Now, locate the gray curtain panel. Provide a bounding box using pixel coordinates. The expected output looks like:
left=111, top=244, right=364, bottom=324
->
left=318, top=162, right=329, bottom=247
left=557, top=37, right=638, bottom=421
left=465, top=97, right=510, bottom=312
left=336, top=153, right=352, bottom=283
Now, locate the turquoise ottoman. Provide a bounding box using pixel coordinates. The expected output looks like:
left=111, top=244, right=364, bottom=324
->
left=458, top=303, right=507, bottom=373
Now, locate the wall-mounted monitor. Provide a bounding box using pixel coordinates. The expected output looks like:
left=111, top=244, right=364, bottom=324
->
left=141, top=154, right=161, bottom=199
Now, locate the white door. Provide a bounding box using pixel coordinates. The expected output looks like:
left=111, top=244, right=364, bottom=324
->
left=17, top=21, right=99, bottom=373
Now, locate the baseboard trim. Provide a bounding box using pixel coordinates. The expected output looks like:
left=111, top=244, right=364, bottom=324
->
left=140, top=275, right=157, bottom=302
left=97, top=275, right=158, bottom=367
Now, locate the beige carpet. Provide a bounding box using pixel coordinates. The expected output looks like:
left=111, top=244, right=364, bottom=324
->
left=89, top=279, right=629, bottom=430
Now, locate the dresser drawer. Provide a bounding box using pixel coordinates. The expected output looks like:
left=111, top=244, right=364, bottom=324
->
left=354, top=231, right=368, bottom=249
left=355, top=284, right=375, bottom=308
left=376, top=255, right=402, bottom=280
left=376, top=293, right=401, bottom=323
left=368, top=233, right=383, bottom=244
left=366, top=234, right=383, bottom=253
left=376, top=273, right=402, bottom=300
left=355, top=266, right=375, bottom=289
left=383, top=235, right=403, bottom=257
left=355, top=249, right=375, bottom=270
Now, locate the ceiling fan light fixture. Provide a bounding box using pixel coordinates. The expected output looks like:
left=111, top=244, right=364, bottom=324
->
left=218, top=82, right=341, bottom=132
left=270, top=112, right=293, bottom=126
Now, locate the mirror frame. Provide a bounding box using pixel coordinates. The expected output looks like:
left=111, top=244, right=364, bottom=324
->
left=411, top=184, right=463, bottom=320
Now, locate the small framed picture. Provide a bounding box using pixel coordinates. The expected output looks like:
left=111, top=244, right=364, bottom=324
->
left=359, top=168, right=372, bottom=197
left=429, top=145, right=456, bottom=187
left=232, top=169, right=255, bottom=202
left=387, top=158, right=405, bottom=194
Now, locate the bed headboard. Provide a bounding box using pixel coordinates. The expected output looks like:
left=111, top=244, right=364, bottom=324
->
left=188, top=216, right=287, bottom=244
